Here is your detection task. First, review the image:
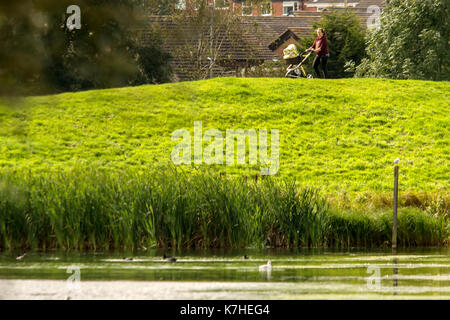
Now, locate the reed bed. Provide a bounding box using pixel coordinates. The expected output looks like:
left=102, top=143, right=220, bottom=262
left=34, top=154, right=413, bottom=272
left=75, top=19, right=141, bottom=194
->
left=0, top=168, right=448, bottom=250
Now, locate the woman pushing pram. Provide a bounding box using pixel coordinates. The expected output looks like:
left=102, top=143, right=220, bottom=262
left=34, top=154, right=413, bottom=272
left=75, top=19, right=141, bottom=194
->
left=283, top=28, right=329, bottom=79
left=306, top=28, right=329, bottom=79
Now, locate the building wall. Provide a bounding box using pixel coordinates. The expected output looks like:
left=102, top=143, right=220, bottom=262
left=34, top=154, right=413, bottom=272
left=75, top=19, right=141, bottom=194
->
left=272, top=1, right=283, bottom=16
left=229, top=0, right=316, bottom=17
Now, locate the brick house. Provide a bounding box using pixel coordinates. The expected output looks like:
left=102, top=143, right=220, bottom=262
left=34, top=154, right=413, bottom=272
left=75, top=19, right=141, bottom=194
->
left=231, top=1, right=314, bottom=16
left=176, top=0, right=384, bottom=16
left=142, top=1, right=385, bottom=80
left=141, top=16, right=277, bottom=81
left=305, top=0, right=359, bottom=12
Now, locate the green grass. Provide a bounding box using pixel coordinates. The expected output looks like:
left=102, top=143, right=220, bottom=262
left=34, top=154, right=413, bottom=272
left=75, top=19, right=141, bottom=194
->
left=0, top=77, right=448, bottom=194
left=0, top=77, right=448, bottom=249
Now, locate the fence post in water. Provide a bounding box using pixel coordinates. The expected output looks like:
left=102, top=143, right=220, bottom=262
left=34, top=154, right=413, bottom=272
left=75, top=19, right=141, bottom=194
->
left=392, top=159, right=399, bottom=249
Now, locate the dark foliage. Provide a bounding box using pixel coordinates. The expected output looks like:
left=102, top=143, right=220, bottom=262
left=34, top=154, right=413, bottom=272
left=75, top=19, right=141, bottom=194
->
left=0, top=0, right=172, bottom=95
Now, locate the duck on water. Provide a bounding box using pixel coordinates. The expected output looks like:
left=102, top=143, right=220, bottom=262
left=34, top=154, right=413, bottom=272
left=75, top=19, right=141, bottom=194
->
left=259, top=260, right=271, bottom=271
left=163, top=253, right=177, bottom=262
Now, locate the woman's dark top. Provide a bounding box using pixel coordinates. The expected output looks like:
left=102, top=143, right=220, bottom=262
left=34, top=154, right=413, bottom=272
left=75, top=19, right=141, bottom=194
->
left=310, top=36, right=329, bottom=56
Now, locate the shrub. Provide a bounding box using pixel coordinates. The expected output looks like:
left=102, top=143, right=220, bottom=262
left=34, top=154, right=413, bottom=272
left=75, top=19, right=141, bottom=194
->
left=299, top=9, right=366, bottom=78
left=356, top=0, right=450, bottom=80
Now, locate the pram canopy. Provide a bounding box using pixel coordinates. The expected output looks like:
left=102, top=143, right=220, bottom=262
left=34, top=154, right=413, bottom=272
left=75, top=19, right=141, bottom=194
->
left=283, top=44, right=301, bottom=60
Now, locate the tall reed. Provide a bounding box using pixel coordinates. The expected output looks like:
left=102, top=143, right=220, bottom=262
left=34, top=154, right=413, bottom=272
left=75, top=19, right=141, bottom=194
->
left=0, top=167, right=447, bottom=250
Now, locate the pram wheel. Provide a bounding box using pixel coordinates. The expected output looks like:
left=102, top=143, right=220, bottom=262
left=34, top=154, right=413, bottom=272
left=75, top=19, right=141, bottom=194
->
left=286, top=68, right=300, bottom=78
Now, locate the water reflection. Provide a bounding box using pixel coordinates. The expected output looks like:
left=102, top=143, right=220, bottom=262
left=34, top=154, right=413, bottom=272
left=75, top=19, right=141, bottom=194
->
left=393, top=247, right=398, bottom=296
left=0, top=248, right=448, bottom=299
left=259, top=269, right=272, bottom=281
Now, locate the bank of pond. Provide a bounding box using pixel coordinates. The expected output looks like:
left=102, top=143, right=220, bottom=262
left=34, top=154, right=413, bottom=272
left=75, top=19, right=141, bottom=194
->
left=0, top=168, right=448, bottom=250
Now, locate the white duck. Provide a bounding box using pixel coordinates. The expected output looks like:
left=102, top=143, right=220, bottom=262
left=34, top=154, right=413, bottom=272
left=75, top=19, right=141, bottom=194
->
left=259, top=260, right=272, bottom=271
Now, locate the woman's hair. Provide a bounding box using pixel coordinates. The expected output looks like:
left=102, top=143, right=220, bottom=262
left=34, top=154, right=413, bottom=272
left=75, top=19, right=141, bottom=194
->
left=317, top=28, right=326, bottom=36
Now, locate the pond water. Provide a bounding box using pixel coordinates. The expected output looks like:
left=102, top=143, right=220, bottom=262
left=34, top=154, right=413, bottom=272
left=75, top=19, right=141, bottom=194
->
left=0, top=248, right=449, bottom=299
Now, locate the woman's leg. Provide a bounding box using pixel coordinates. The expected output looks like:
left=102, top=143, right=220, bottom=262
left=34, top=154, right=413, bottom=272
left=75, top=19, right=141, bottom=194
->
left=321, top=56, right=328, bottom=79
left=313, top=56, right=321, bottom=78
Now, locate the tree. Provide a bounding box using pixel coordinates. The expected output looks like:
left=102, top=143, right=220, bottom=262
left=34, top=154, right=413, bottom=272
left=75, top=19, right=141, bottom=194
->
left=166, top=0, right=255, bottom=80
left=300, top=9, right=366, bottom=78
left=0, top=0, right=172, bottom=95
left=133, top=34, right=173, bottom=84
left=0, top=1, right=46, bottom=95
left=356, top=0, right=450, bottom=80
left=145, top=0, right=179, bottom=15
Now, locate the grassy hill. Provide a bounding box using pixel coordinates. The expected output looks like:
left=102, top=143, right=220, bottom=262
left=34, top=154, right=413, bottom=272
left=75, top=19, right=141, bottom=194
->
left=0, top=77, right=448, bottom=249
left=1, top=77, right=448, bottom=193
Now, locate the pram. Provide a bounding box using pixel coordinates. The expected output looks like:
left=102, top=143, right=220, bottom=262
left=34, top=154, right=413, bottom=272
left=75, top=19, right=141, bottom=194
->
left=283, top=44, right=313, bottom=79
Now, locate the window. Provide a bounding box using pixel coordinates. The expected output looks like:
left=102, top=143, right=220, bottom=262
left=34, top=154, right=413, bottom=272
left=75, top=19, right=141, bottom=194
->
left=215, top=0, right=230, bottom=9
left=261, top=0, right=272, bottom=16
left=242, top=1, right=252, bottom=16
left=283, top=1, right=298, bottom=16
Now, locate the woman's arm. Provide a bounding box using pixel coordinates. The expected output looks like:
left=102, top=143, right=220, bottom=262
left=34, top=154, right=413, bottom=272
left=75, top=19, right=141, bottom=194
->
left=308, top=39, right=317, bottom=51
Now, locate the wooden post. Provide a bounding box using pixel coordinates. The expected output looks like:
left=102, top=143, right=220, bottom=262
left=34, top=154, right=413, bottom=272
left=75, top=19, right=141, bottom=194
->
left=392, top=165, right=399, bottom=249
